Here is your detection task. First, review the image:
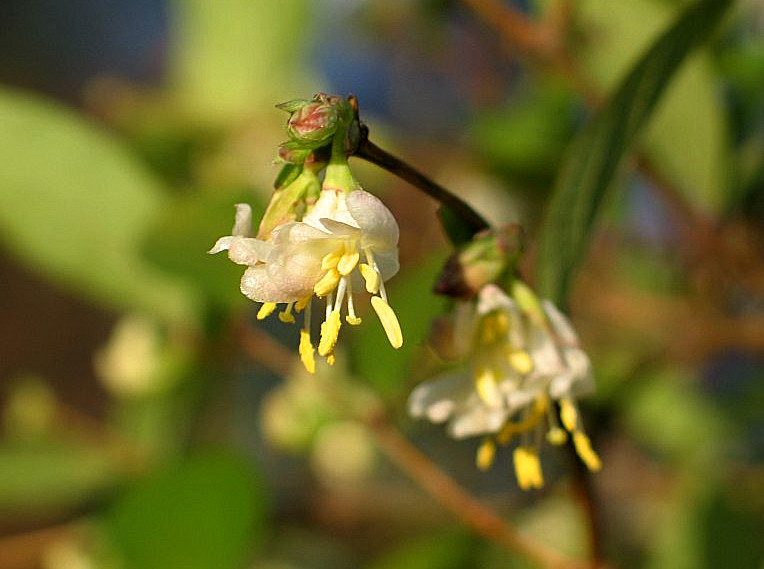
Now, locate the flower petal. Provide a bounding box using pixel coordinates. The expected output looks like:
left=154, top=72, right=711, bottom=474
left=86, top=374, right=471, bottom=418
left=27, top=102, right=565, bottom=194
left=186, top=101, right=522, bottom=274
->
left=408, top=372, right=474, bottom=423
left=346, top=189, right=399, bottom=249
left=232, top=203, right=253, bottom=237
left=541, top=300, right=580, bottom=347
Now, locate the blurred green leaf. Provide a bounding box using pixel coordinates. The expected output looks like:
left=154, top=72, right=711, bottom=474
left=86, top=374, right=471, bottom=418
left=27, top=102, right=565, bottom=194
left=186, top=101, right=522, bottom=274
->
left=537, top=0, right=733, bottom=304
left=143, top=188, right=263, bottom=309
left=577, top=0, right=728, bottom=214
left=621, top=369, right=727, bottom=461
left=0, top=88, right=198, bottom=323
left=170, top=0, right=310, bottom=122
left=350, top=253, right=447, bottom=395
left=0, top=441, right=119, bottom=513
left=108, top=451, right=265, bottom=569
left=471, top=81, right=577, bottom=190
left=366, top=530, right=472, bottom=569
left=699, top=491, right=764, bottom=569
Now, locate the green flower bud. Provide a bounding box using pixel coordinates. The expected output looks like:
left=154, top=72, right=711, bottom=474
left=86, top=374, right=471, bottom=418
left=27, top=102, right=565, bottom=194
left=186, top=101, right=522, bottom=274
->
left=279, top=93, right=343, bottom=146
left=434, top=225, right=523, bottom=298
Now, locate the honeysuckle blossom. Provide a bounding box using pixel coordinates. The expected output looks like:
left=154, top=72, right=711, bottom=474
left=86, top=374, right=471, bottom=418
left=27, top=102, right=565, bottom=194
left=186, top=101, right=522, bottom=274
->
left=408, top=283, right=600, bottom=490
left=209, top=187, right=402, bottom=373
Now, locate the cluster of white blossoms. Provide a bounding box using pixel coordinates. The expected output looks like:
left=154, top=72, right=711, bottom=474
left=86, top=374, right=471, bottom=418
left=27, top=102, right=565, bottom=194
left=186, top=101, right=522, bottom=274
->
left=209, top=183, right=403, bottom=373
left=408, top=283, right=600, bottom=490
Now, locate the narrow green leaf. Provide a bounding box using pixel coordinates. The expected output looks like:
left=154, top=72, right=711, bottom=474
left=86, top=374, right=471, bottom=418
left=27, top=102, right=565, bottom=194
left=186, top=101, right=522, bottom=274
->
left=537, top=0, right=732, bottom=304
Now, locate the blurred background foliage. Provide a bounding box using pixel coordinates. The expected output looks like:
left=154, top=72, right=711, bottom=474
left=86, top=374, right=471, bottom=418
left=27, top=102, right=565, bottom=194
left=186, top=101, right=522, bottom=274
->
left=0, top=0, right=763, bottom=568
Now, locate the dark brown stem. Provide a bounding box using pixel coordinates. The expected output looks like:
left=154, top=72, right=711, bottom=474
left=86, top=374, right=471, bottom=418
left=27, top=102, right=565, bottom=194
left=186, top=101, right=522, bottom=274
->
left=352, top=124, right=490, bottom=238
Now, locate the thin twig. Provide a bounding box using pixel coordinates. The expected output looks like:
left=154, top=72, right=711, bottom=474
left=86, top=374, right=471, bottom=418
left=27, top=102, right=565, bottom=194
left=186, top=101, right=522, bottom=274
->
left=238, top=323, right=585, bottom=569
left=355, top=137, right=490, bottom=236
left=365, top=411, right=588, bottom=569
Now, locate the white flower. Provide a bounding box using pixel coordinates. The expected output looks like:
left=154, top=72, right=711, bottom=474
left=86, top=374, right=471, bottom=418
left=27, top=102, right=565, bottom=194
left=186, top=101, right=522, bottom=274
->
left=209, top=188, right=403, bottom=372
left=408, top=283, right=600, bottom=490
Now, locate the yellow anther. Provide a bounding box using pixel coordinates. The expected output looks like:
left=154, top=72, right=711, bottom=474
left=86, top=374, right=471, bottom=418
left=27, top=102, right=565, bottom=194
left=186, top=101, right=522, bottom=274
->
left=299, top=330, right=315, bottom=374
left=475, top=367, right=501, bottom=406
left=257, top=302, right=277, bottom=320
left=314, top=269, right=341, bottom=297
left=346, top=315, right=362, bottom=325
left=337, top=250, right=360, bottom=276
left=326, top=353, right=336, bottom=366
left=321, top=251, right=341, bottom=270
left=497, top=396, right=547, bottom=443
left=573, top=431, right=602, bottom=471
left=359, top=263, right=380, bottom=294
left=513, top=447, right=544, bottom=490
left=371, top=296, right=403, bottom=349
left=546, top=427, right=568, bottom=446
left=318, top=310, right=342, bottom=356
left=278, top=304, right=295, bottom=323
left=560, top=398, right=578, bottom=432
left=295, top=296, right=311, bottom=312
left=508, top=350, right=533, bottom=374
left=476, top=438, right=496, bottom=471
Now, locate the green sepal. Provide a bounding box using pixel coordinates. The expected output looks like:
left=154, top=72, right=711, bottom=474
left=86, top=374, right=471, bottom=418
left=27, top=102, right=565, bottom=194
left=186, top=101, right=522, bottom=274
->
left=273, top=163, right=302, bottom=189
left=275, top=98, right=312, bottom=113
left=257, top=167, right=321, bottom=239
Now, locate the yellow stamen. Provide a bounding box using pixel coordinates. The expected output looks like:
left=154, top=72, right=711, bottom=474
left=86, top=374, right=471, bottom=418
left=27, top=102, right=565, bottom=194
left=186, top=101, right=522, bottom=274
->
left=278, top=303, right=295, bottom=323
left=359, top=263, right=380, bottom=294
left=573, top=431, right=602, bottom=471
left=314, top=269, right=341, bottom=297
left=513, top=447, right=544, bottom=490
left=326, top=353, right=336, bottom=366
left=476, top=438, right=496, bottom=471
left=508, top=350, right=533, bottom=374
left=318, top=310, right=342, bottom=356
left=337, top=250, right=360, bottom=276
left=295, top=296, right=311, bottom=312
left=371, top=296, right=403, bottom=349
left=560, top=398, right=578, bottom=432
left=346, top=315, right=362, bottom=325
left=546, top=427, right=568, bottom=446
left=299, top=330, right=315, bottom=374
left=497, top=397, right=547, bottom=444
left=321, top=250, right=341, bottom=270
left=257, top=302, right=277, bottom=320
left=475, top=367, right=500, bottom=406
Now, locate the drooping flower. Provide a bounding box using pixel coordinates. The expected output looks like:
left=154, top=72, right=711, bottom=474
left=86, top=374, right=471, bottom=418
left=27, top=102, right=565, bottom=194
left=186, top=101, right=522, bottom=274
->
left=408, top=283, right=600, bottom=490
left=209, top=186, right=403, bottom=373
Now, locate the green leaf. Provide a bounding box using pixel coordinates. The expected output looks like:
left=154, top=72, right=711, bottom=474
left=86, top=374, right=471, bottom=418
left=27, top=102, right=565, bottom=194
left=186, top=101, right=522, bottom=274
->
left=170, top=0, right=310, bottom=122
left=366, top=530, right=472, bottom=569
left=0, top=441, right=119, bottom=513
left=699, top=491, right=764, bottom=569
left=108, top=452, right=266, bottom=569
left=0, top=88, right=198, bottom=323
left=577, top=0, right=729, bottom=214
left=536, top=0, right=733, bottom=304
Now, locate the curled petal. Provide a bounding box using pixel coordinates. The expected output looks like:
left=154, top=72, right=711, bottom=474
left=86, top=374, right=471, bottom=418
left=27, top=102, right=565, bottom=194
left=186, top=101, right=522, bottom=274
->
left=542, top=300, right=580, bottom=347
left=408, top=372, right=474, bottom=423
left=228, top=237, right=272, bottom=266
left=346, top=189, right=399, bottom=249
left=232, top=203, right=253, bottom=237
left=447, top=397, right=509, bottom=439
left=477, top=284, right=516, bottom=315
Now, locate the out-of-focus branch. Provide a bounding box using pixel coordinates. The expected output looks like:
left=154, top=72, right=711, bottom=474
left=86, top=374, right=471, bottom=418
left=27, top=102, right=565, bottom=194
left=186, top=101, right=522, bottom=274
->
left=365, top=411, right=589, bottom=569
left=238, top=323, right=587, bottom=569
